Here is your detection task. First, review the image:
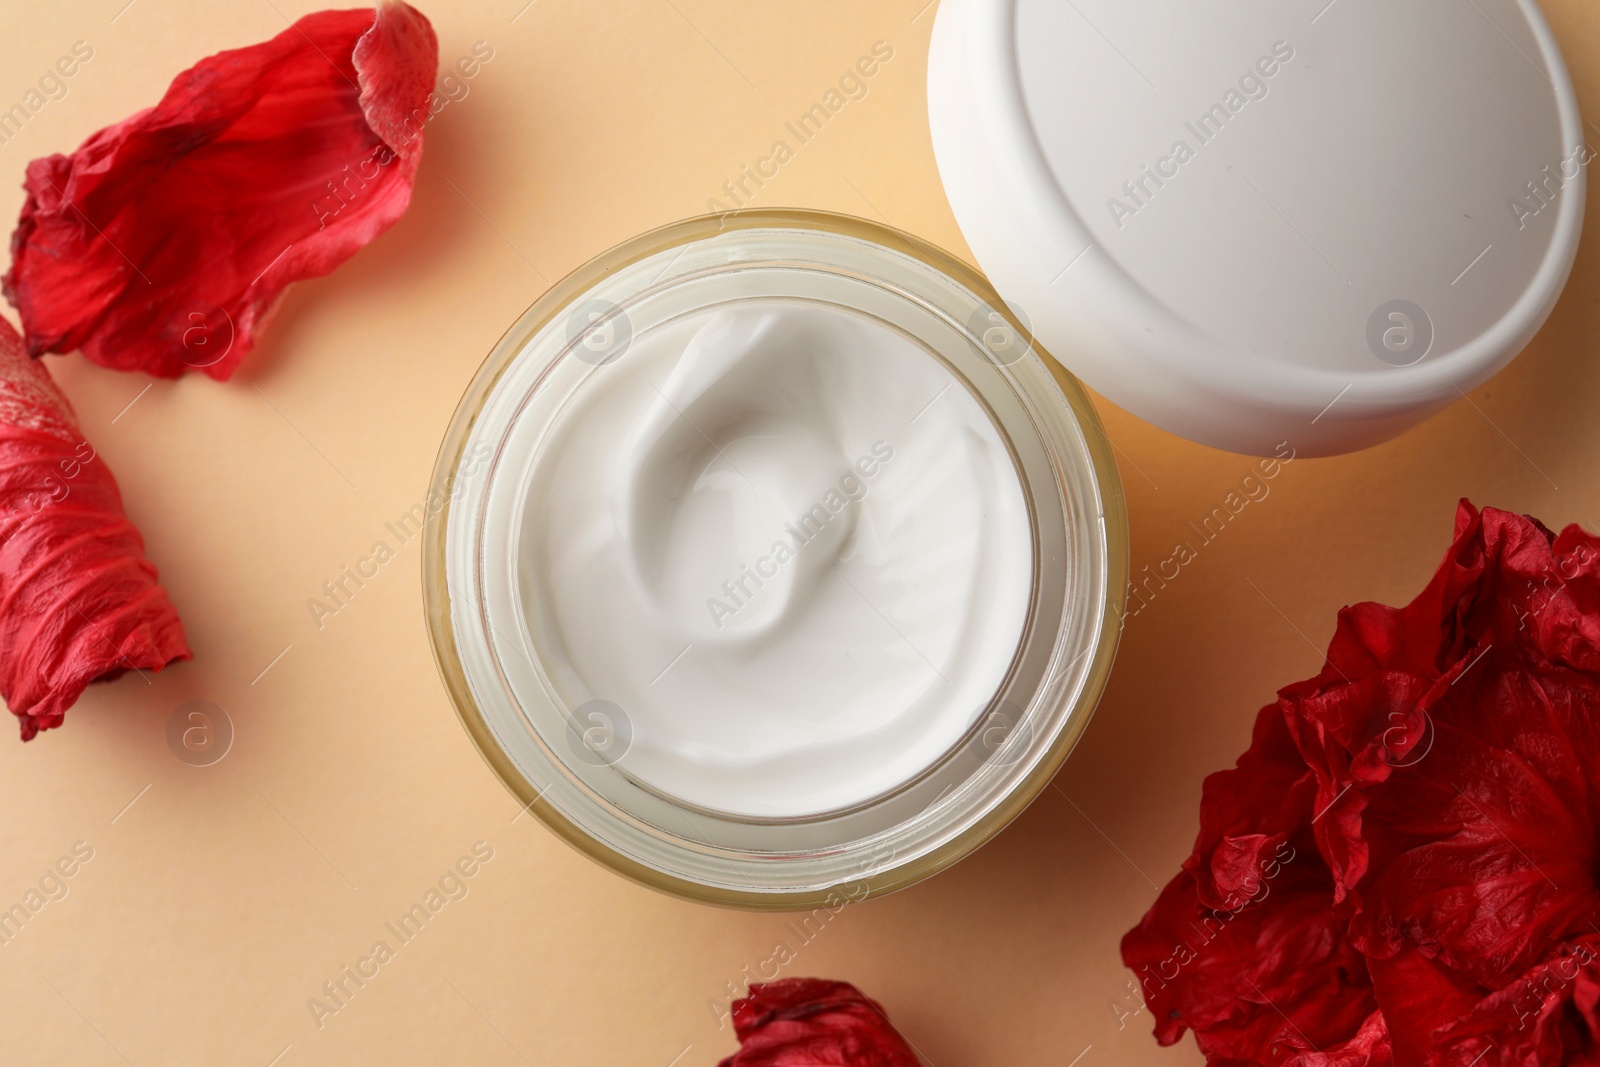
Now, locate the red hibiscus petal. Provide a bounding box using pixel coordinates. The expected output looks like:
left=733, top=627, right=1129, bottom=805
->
left=1429, top=938, right=1600, bottom=1065
left=1365, top=948, right=1482, bottom=1066
left=717, top=979, right=921, bottom=1067
left=1184, top=703, right=1320, bottom=911
left=1278, top=669, right=1440, bottom=900
left=1257, top=504, right=1600, bottom=993
left=1122, top=692, right=1389, bottom=1064
left=0, top=318, right=189, bottom=739
left=1349, top=666, right=1600, bottom=989
left=1126, top=501, right=1600, bottom=1066
left=1121, top=856, right=1385, bottom=1065
left=2, top=3, right=438, bottom=380
left=1287, top=1011, right=1394, bottom=1067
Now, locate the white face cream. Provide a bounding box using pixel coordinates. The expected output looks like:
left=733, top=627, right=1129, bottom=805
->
left=428, top=213, right=1124, bottom=906
left=521, top=303, right=1033, bottom=818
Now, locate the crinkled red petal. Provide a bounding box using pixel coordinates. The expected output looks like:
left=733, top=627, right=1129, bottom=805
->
left=1125, top=500, right=1600, bottom=1066
left=1122, top=842, right=1385, bottom=1064
left=2, top=3, right=438, bottom=380
left=1121, top=700, right=1389, bottom=1064
left=1348, top=670, right=1600, bottom=989
left=717, top=979, right=921, bottom=1067
left=0, top=317, right=189, bottom=739
left=1280, top=504, right=1600, bottom=990
left=1365, top=947, right=1481, bottom=1066
left=1429, top=937, right=1600, bottom=1065
left=1184, top=702, right=1321, bottom=911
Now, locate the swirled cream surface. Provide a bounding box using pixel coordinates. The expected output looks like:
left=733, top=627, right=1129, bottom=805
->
left=519, top=303, right=1032, bottom=818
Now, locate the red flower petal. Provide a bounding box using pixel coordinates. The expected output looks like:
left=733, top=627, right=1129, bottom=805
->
left=1121, top=815, right=1386, bottom=1063
left=1280, top=504, right=1600, bottom=988
left=1183, top=701, right=1320, bottom=912
left=717, top=979, right=920, bottom=1067
left=1127, top=500, right=1600, bottom=1066
left=1121, top=700, right=1388, bottom=1064
left=1429, top=937, right=1600, bottom=1065
left=2, top=2, right=438, bottom=380
left=1364, top=948, right=1480, bottom=1066
left=0, top=318, right=189, bottom=739
left=1347, top=670, right=1600, bottom=989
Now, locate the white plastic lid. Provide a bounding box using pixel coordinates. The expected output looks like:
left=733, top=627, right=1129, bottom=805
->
left=928, top=0, right=1586, bottom=456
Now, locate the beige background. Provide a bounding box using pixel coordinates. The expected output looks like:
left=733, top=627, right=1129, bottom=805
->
left=0, top=0, right=1596, bottom=1063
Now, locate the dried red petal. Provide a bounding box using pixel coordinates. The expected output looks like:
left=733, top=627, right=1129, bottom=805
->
left=1428, top=937, right=1600, bottom=1066
left=1347, top=673, right=1600, bottom=985
left=717, top=979, right=920, bottom=1067
left=1121, top=706, right=1388, bottom=1065
left=0, top=318, right=189, bottom=738
left=1364, top=948, right=1480, bottom=1066
left=1274, top=505, right=1600, bottom=990
left=1126, top=500, right=1600, bottom=1066
left=2, top=2, right=438, bottom=380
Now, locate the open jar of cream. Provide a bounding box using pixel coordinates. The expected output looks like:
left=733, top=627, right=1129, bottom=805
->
left=424, top=210, right=1127, bottom=908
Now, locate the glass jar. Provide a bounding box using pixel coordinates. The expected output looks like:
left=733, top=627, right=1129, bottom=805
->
left=423, top=209, right=1127, bottom=909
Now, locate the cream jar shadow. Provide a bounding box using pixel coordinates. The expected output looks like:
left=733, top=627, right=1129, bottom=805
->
left=424, top=210, right=1127, bottom=909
